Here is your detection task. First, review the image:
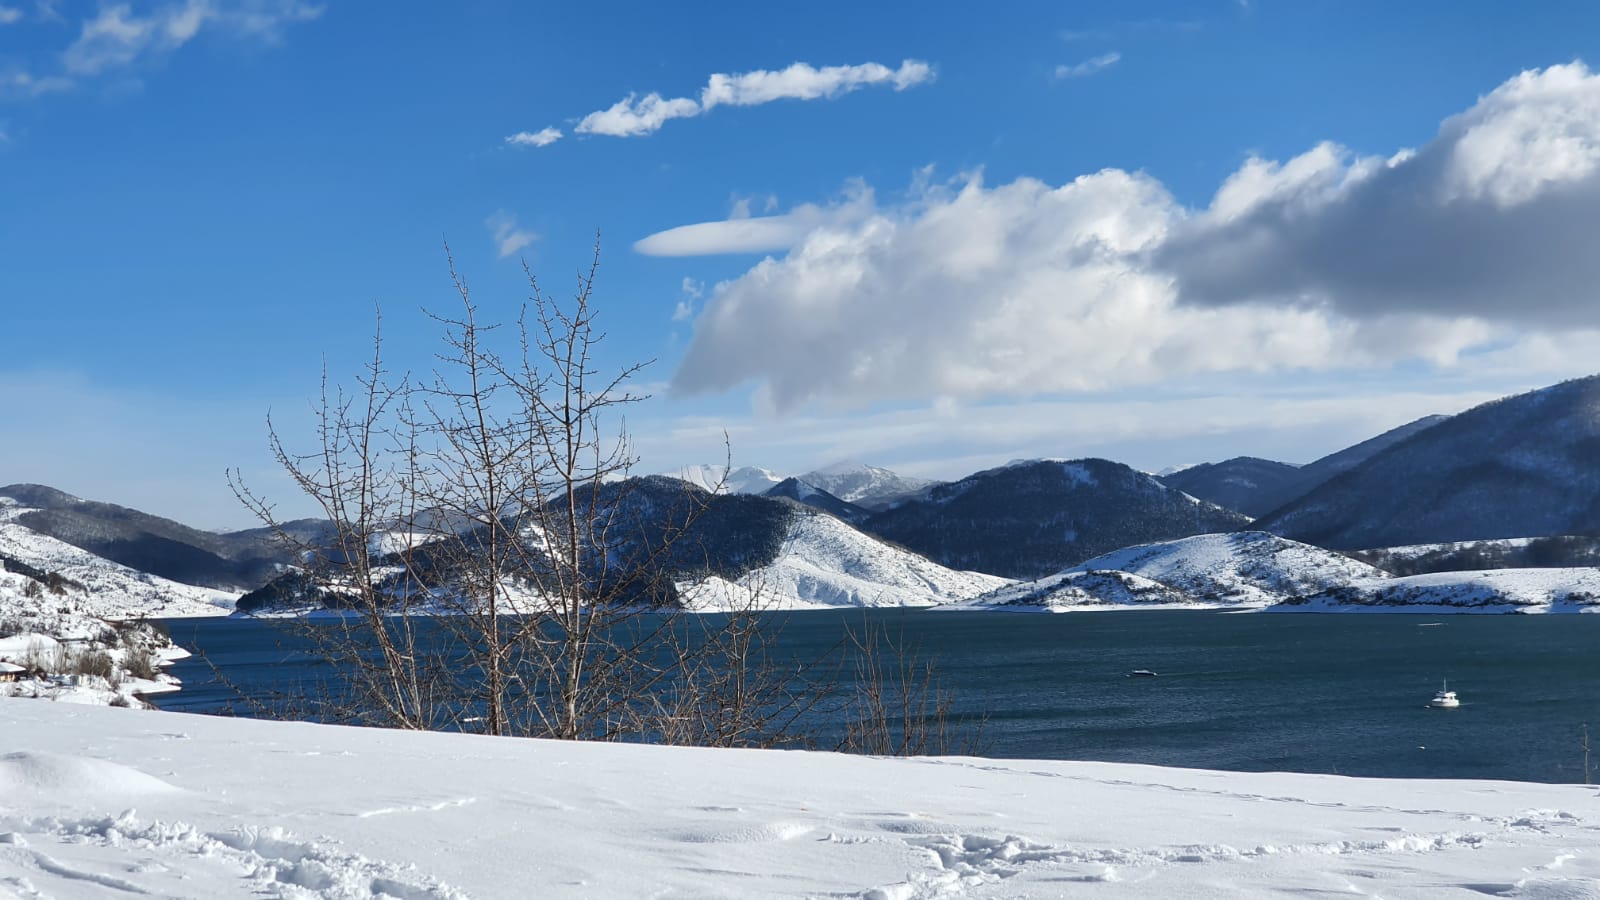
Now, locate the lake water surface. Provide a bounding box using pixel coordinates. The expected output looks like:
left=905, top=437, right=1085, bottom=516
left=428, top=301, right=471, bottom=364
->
left=158, top=609, right=1600, bottom=783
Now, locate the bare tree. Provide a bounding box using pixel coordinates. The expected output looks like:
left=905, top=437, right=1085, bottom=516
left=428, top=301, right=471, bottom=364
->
left=232, top=240, right=838, bottom=747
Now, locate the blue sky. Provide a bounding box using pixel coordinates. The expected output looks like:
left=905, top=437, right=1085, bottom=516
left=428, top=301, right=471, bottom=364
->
left=6, top=1, right=1600, bottom=527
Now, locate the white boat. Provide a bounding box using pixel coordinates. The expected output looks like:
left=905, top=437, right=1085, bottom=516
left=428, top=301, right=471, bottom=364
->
left=1428, top=681, right=1460, bottom=708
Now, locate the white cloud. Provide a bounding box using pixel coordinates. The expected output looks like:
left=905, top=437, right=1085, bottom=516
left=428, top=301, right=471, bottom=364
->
left=486, top=211, right=536, bottom=259
left=1159, top=62, right=1600, bottom=325
left=505, top=127, right=562, bottom=148
left=665, top=63, right=1600, bottom=412
left=635, top=182, right=875, bottom=256
left=566, top=59, right=933, bottom=139
left=700, top=60, right=932, bottom=110
left=576, top=92, right=700, bottom=138
left=1054, top=52, right=1121, bottom=80
left=0, top=6, right=23, bottom=24
left=63, top=0, right=321, bottom=76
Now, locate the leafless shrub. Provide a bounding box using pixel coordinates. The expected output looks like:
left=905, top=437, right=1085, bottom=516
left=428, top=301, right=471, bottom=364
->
left=837, top=619, right=985, bottom=758
left=226, top=241, right=979, bottom=755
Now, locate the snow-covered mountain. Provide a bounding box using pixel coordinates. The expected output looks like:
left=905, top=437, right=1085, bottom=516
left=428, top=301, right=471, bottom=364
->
left=1285, top=568, right=1600, bottom=613
left=0, top=483, right=312, bottom=590
left=1255, top=376, right=1600, bottom=547
left=1, top=499, right=239, bottom=622
left=662, top=464, right=783, bottom=495
left=960, top=531, right=1386, bottom=611
left=1, top=498, right=235, bottom=704
left=860, top=459, right=1251, bottom=579
left=238, top=477, right=1007, bottom=614
left=678, top=510, right=1009, bottom=610
left=1157, top=415, right=1447, bottom=518
left=793, top=462, right=936, bottom=511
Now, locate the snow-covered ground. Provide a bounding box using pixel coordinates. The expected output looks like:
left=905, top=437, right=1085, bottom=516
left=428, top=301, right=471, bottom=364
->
left=679, top=513, right=1009, bottom=610
left=1, top=699, right=1597, bottom=899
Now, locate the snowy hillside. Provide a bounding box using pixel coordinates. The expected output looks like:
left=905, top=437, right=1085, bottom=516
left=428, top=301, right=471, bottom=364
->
left=2, top=699, right=1597, bottom=899
left=679, top=510, right=1009, bottom=610
left=0, top=483, right=302, bottom=590
left=958, top=568, right=1189, bottom=611
left=1287, top=568, right=1600, bottom=613
left=664, top=464, right=783, bottom=495
left=0, top=499, right=234, bottom=705
left=0, top=500, right=238, bottom=622
left=962, top=532, right=1387, bottom=611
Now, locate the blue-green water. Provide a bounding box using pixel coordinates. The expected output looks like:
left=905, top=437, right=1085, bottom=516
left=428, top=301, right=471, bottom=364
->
left=157, top=609, right=1600, bottom=783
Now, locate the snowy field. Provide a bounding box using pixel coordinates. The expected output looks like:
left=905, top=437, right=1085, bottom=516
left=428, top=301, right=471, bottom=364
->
left=2, top=699, right=1598, bottom=899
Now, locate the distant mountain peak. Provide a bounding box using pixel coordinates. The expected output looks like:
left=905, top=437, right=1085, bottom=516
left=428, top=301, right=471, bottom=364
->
left=795, top=462, right=935, bottom=511
left=859, top=457, right=1250, bottom=579
left=662, top=464, right=783, bottom=496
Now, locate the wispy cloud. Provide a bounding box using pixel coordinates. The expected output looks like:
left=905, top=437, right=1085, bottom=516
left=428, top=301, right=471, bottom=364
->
left=1054, top=52, right=1121, bottom=80
left=673, top=278, right=703, bottom=322
left=1, top=69, right=73, bottom=98
left=0, top=6, right=23, bottom=25
left=509, top=59, right=934, bottom=144
left=505, top=126, right=562, bottom=148
left=63, top=0, right=322, bottom=77
left=486, top=211, right=537, bottom=259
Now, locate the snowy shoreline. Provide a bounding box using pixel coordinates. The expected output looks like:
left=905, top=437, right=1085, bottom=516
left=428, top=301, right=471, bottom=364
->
left=2, top=699, right=1597, bottom=898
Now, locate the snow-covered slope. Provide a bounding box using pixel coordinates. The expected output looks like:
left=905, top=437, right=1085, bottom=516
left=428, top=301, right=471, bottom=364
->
left=0, top=499, right=233, bottom=704
left=664, top=464, right=783, bottom=495
left=960, top=568, right=1190, bottom=611
left=962, top=531, right=1387, bottom=611
left=0, top=482, right=302, bottom=590
left=679, top=510, right=1009, bottom=610
left=2, top=699, right=1598, bottom=899
left=1286, top=568, right=1600, bottom=613
left=0, top=500, right=238, bottom=622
